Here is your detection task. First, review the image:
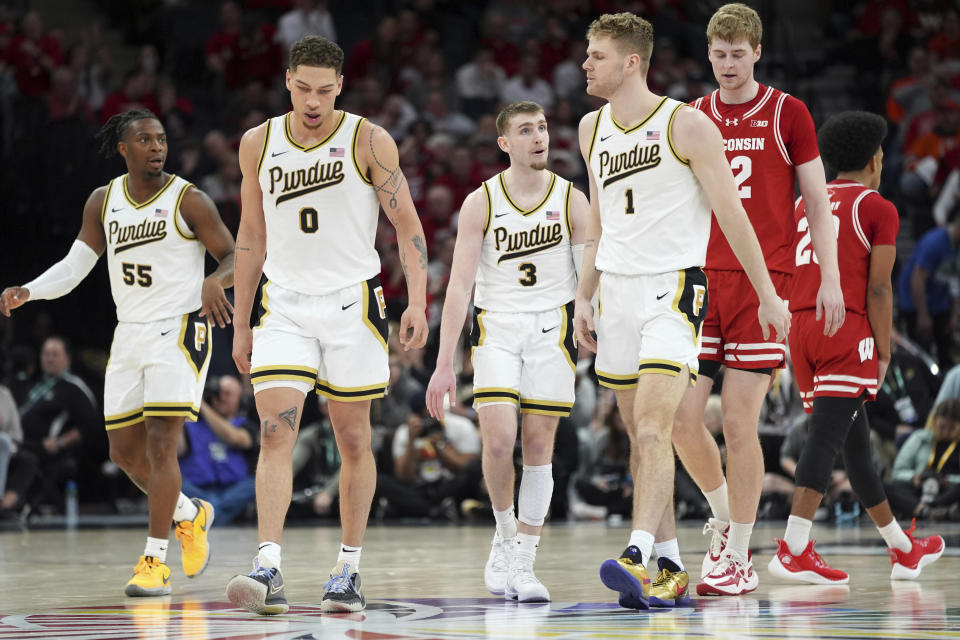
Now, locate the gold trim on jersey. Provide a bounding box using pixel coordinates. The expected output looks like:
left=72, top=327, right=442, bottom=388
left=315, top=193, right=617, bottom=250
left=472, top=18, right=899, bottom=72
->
left=352, top=117, right=373, bottom=185
left=122, top=173, right=178, bottom=209
left=637, top=358, right=683, bottom=377
left=481, top=182, right=492, bottom=236
left=362, top=280, right=389, bottom=353
left=251, top=365, right=318, bottom=386
left=519, top=398, right=574, bottom=417
left=498, top=171, right=557, bottom=216
left=474, top=387, right=520, bottom=406
left=177, top=312, right=211, bottom=382
left=666, top=103, right=689, bottom=166
left=257, top=118, right=272, bottom=174
left=595, top=368, right=638, bottom=390
left=173, top=182, right=197, bottom=241
left=104, top=406, right=144, bottom=430
left=100, top=179, right=115, bottom=225
left=563, top=181, right=573, bottom=238
left=586, top=107, right=602, bottom=161
left=609, top=96, right=668, bottom=134
left=283, top=110, right=346, bottom=152
left=316, top=378, right=388, bottom=402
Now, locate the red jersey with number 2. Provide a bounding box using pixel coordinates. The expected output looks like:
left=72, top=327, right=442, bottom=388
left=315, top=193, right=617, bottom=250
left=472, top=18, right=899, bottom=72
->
left=790, top=180, right=900, bottom=316
left=692, top=84, right=819, bottom=274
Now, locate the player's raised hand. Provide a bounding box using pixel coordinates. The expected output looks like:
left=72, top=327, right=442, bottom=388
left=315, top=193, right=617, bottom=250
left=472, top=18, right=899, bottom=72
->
left=0, top=287, right=29, bottom=317
left=399, top=305, right=428, bottom=351
left=426, top=367, right=456, bottom=420
left=573, top=298, right=597, bottom=353
left=232, top=324, right=253, bottom=374
left=757, top=294, right=791, bottom=342
left=816, top=277, right=845, bottom=337
left=200, top=276, right=234, bottom=328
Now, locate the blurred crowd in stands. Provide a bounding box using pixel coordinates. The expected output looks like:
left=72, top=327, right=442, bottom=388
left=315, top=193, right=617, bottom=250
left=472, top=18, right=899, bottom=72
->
left=1, top=0, right=960, bottom=527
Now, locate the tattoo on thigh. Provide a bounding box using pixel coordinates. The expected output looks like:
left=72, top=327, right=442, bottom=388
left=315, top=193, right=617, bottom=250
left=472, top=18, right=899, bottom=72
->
left=279, top=406, right=298, bottom=431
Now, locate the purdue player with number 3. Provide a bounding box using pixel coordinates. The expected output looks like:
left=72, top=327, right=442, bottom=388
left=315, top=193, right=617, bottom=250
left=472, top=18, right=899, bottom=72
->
left=426, top=101, right=589, bottom=602
left=768, top=111, right=945, bottom=585
left=227, top=36, right=428, bottom=615
left=671, top=3, right=845, bottom=596
left=0, top=109, right=236, bottom=596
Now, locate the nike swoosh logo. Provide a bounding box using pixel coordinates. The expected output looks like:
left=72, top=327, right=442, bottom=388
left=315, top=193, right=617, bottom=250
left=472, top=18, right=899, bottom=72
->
left=160, top=329, right=174, bottom=336
left=342, top=301, right=359, bottom=310
left=656, top=292, right=670, bottom=300
left=111, top=207, right=122, bottom=212
left=494, top=212, right=511, bottom=218
left=272, top=150, right=290, bottom=157
left=600, top=134, right=614, bottom=142
left=541, top=326, right=559, bottom=333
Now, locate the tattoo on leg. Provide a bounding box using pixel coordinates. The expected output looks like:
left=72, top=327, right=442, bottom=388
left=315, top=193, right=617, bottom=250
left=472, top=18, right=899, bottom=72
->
left=262, top=419, right=279, bottom=436
left=279, top=407, right=298, bottom=431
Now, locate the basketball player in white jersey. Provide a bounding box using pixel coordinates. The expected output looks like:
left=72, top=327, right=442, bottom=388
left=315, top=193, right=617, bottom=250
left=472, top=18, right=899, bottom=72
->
left=0, top=109, right=236, bottom=596
left=426, top=101, right=589, bottom=602
left=574, top=13, right=790, bottom=609
left=226, top=36, right=428, bottom=615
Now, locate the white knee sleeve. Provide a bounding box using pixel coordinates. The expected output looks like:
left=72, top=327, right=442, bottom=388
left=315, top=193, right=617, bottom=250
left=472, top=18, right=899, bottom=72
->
left=518, top=464, right=553, bottom=527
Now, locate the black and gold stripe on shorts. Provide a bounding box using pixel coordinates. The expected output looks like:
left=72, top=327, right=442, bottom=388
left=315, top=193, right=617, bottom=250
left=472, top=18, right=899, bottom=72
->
left=250, top=365, right=318, bottom=386
left=361, top=275, right=389, bottom=353
left=559, top=301, right=577, bottom=373
left=520, top=398, right=574, bottom=417
left=316, top=379, right=387, bottom=402
left=177, top=309, right=211, bottom=381
left=105, top=407, right=144, bottom=431
left=638, top=359, right=684, bottom=377
left=671, top=266, right=708, bottom=345
left=473, top=387, right=520, bottom=407
left=470, top=307, right=488, bottom=359
left=596, top=369, right=639, bottom=390
left=254, top=275, right=271, bottom=330
left=144, top=402, right=200, bottom=421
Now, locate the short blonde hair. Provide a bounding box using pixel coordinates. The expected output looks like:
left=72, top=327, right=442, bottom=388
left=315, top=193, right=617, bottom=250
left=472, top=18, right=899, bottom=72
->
left=706, top=3, right=762, bottom=49
left=496, top=101, right=544, bottom=136
left=587, top=12, right=654, bottom=68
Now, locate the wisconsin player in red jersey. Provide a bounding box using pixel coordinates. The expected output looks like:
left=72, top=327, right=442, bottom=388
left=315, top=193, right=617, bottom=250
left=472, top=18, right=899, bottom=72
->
left=670, top=3, right=845, bottom=596
left=767, top=110, right=944, bottom=584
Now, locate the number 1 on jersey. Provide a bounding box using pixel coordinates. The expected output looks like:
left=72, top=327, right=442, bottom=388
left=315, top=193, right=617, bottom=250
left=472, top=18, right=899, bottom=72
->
left=624, top=188, right=635, bottom=214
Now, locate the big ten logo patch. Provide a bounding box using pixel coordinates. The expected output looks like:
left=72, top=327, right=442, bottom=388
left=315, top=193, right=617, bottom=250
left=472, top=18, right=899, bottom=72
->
left=194, top=322, right=208, bottom=351
left=375, top=286, right=387, bottom=320
left=858, top=337, right=875, bottom=363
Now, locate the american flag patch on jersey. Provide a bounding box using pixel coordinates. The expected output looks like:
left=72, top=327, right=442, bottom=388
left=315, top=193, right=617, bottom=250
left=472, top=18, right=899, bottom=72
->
left=329, top=147, right=344, bottom=157
left=546, top=210, right=560, bottom=220
left=154, top=208, right=168, bottom=218
left=645, top=130, right=660, bottom=141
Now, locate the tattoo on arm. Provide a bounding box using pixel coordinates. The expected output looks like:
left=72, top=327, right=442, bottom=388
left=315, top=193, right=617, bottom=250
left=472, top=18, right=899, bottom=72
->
left=369, top=126, right=405, bottom=210
left=237, top=245, right=251, bottom=252
left=279, top=407, right=298, bottom=431
left=412, top=235, right=427, bottom=270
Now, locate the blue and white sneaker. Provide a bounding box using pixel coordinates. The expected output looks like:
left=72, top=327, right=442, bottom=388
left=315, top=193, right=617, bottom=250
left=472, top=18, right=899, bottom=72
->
left=226, top=559, right=288, bottom=615
left=321, top=563, right=365, bottom=613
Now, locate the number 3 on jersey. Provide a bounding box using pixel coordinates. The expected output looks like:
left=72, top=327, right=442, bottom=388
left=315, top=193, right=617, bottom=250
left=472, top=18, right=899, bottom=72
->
left=518, top=263, right=537, bottom=286
left=795, top=215, right=840, bottom=266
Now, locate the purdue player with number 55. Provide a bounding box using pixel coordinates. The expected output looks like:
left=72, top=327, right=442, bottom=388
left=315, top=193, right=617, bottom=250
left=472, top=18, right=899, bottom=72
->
left=0, top=109, right=236, bottom=596
left=227, top=36, right=428, bottom=615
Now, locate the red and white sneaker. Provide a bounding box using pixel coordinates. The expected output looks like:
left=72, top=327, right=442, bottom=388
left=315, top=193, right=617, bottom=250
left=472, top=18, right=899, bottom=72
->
left=767, top=539, right=849, bottom=585
left=700, top=518, right=729, bottom=579
left=889, top=519, right=945, bottom=580
left=697, top=549, right=758, bottom=596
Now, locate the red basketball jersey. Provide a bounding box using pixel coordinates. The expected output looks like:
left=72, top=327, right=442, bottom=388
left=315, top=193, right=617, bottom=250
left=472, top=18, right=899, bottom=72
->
left=692, top=84, right=820, bottom=274
left=790, top=179, right=899, bottom=315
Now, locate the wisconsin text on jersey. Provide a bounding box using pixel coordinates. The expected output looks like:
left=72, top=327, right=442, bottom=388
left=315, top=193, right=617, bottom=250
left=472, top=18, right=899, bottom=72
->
left=723, top=137, right=765, bottom=151
left=108, top=218, right=167, bottom=253
left=596, top=144, right=661, bottom=187
left=266, top=159, right=345, bottom=205
left=493, top=221, right=564, bottom=263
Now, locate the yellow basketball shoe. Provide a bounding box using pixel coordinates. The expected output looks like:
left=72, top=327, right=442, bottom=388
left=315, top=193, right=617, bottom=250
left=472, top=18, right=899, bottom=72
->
left=125, top=556, right=172, bottom=596
left=649, top=557, right=691, bottom=607
left=175, top=498, right=214, bottom=578
left=599, top=545, right=651, bottom=609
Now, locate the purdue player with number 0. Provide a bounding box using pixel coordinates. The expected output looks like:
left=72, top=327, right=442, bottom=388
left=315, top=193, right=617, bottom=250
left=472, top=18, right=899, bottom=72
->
left=227, top=36, right=428, bottom=615
left=426, top=101, right=589, bottom=602
left=575, top=13, right=789, bottom=610
left=0, top=109, right=236, bottom=596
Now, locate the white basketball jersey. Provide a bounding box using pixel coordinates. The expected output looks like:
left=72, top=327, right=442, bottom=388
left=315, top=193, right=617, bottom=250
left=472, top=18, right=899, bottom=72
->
left=102, top=174, right=205, bottom=322
left=474, top=171, right=576, bottom=312
left=258, top=111, right=380, bottom=295
left=587, top=98, right=711, bottom=275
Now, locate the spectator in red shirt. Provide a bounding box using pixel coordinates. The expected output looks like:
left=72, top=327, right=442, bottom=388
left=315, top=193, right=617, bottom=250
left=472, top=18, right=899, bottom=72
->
left=420, top=183, right=457, bottom=251
left=46, top=67, right=93, bottom=123
left=929, top=9, right=960, bottom=62
left=434, top=147, right=481, bottom=208
left=205, top=1, right=243, bottom=90
left=6, top=11, right=63, bottom=97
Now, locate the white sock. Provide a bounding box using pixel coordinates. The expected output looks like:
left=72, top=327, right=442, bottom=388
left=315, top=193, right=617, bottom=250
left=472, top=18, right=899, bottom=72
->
left=144, top=536, right=168, bottom=563
left=337, top=544, right=362, bottom=572
left=784, top=515, right=812, bottom=556
left=727, top=520, right=753, bottom=559
left=172, top=493, right=199, bottom=522
left=877, top=519, right=911, bottom=553
left=258, top=541, right=282, bottom=569
left=654, top=538, right=685, bottom=571
left=628, top=529, right=655, bottom=566
left=494, top=505, right=517, bottom=540
left=703, top=481, right=730, bottom=523
left=514, top=532, right=539, bottom=565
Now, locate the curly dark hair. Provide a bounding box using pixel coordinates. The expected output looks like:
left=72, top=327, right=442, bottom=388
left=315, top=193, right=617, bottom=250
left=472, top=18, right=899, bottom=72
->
left=290, top=35, right=344, bottom=75
left=93, top=109, right=160, bottom=158
left=817, top=111, right=887, bottom=173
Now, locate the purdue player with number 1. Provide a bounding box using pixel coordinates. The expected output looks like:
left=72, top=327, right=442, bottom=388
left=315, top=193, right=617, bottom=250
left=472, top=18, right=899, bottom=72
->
left=0, top=109, right=236, bottom=596
left=426, top=101, right=589, bottom=602
left=227, top=36, right=428, bottom=615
